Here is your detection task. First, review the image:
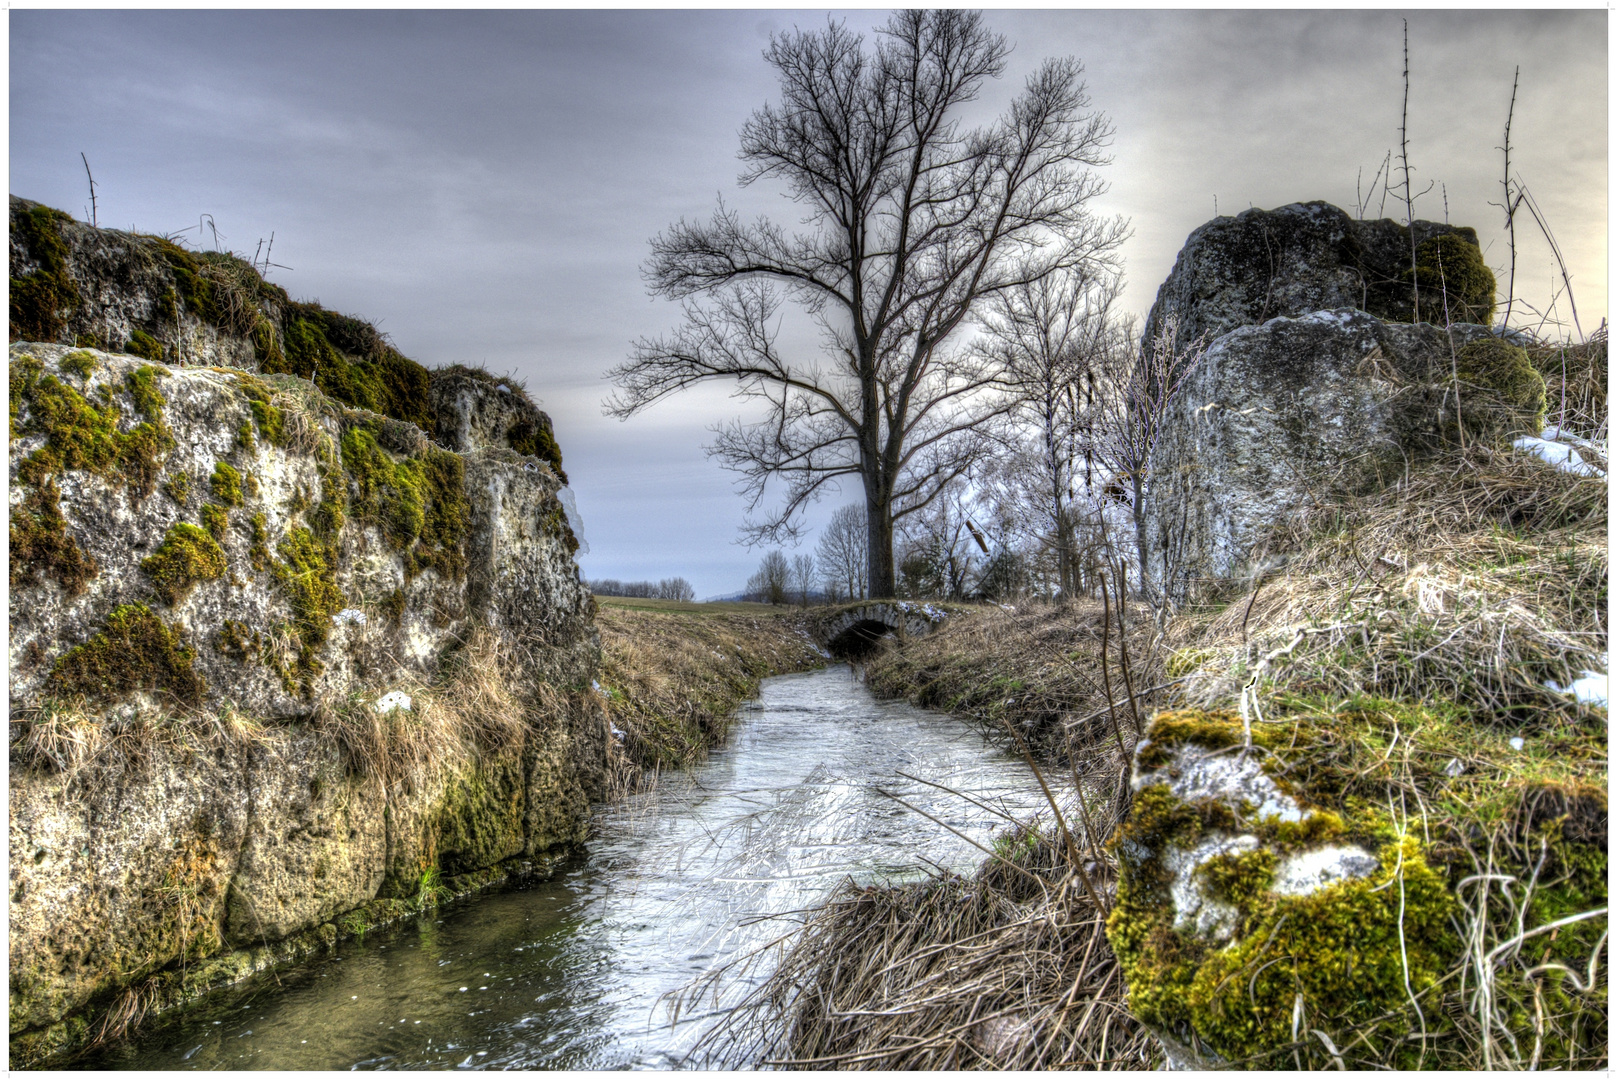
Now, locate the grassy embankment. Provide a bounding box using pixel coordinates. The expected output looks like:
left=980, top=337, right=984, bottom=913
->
left=703, top=335, right=1608, bottom=1070
left=593, top=596, right=826, bottom=774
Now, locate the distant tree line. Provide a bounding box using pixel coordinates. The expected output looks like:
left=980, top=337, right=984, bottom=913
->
left=589, top=577, right=695, bottom=601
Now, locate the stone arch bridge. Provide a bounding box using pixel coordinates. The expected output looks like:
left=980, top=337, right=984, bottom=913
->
left=806, top=601, right=951, bottom=658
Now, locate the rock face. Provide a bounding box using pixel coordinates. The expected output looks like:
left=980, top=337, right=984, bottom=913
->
left=1141, top=201, right=1490, bottom=351
left=9, top=332, right=606, bottom=1058
left=1145, top=310, right=1494, bottom=584
left=1138, top=202, right=1506, bottom=597
left=1106, top=712, right=1457, bottom=1070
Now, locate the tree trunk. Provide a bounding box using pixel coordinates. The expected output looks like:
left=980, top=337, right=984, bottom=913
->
left=867, top=496, right=896, bottom=599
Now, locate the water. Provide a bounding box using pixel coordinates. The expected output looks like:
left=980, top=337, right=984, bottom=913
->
left=81, top=666, right=1051, bottom=1070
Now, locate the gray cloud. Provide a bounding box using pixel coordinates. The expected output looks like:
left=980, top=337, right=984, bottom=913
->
left=11, top=9, right=1605, bottom=597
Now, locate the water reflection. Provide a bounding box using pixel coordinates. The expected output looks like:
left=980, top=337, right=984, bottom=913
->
left=81, top=666, right=1049, bottom=1070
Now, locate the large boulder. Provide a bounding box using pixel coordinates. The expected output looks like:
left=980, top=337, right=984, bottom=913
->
left=1141, top=201, right=1493, bottom=352
left=1143, top=310, right=1494, bottom=586
left=1135, top=202, right=1514, bottom=597
left=8, top=341, right=607, bottom=1063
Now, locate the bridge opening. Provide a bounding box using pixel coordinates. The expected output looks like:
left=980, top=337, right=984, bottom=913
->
left=824, top=619, right=894, bottom=660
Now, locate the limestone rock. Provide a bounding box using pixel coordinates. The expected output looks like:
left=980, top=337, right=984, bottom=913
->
left=1107, top=711, right=1457, bottom=1068
left=429, top=367, right=568, bottom=480
left=1141, top=201, right=1487, bottom=352
left=8, top=341, right=605, bottom=1062
left=1143, top=309, right=1493, bottom=590
left=8, top=343, right=589, bottom=719
left=9, top=742, right=252, bottom=1032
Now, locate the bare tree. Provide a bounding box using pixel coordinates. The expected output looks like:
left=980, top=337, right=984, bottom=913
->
left=657, top=576, right=696, bottom=602
left=745, top=550, right=791, bottom=605
left=790, top=553, right=816, bottom=607
left=607, top=10, right=1125, bottom=598
left=1094, top=314, right=1204, bottom=604
left=978, top=266, right=1121, bottom=600
left=816, top=504, right=868, bottom=601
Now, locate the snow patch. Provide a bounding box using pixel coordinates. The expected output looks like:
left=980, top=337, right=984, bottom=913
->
left=1513, top=430, right=1605, bottom=478
left=332, top=607, right=367, bottom=627
left=374, top=691, right=412, bottom=713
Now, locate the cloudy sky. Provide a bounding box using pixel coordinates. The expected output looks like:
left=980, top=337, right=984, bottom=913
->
left=11, top=8, right=1607, bottom=598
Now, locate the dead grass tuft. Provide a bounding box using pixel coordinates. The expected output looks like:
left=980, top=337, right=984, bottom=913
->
left=690, top=789, right=1151, bottom=1069
left=320, top=629, right=535, bottom=789
left=1175, top=441, right=1606, bottom=729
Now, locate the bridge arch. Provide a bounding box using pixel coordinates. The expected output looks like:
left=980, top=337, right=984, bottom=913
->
left=808, top=602, right=950, bottom=658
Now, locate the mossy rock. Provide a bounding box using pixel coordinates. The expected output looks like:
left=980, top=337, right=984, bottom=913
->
left=1407, top=232, right=1496, bottom=326
left=10, top=480, right=98, bottom=596
left=10, top=203, right=80, bottom=341
left=140, top=522, right=227, bottom=606
left=48, top=603, right=206, bottom=704
left=1453, top=338, right=1546, bottom=437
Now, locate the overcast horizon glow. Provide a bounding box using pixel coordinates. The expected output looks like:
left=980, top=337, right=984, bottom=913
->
left=11, top=9, right=1607, bottom=598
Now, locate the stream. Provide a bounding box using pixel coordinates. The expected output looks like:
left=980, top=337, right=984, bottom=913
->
left=80, top=665, right=1052, bottom=1070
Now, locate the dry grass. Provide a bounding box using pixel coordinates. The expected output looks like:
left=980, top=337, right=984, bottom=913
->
left=595, top=604, right=825, bottom=772
left=10, top=698, right=268, bottom=795
left=1174, top=440, right=1606, bottom=729
left=694, top=820, right=1151, bottom=1069
left=863, top=599, right=1165, bottom=766
left=1528, top=327, right=1607, bottom=439
left=319, top=628, right=559, bottom=790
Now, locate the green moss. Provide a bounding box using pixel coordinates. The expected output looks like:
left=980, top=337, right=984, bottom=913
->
left=58, top=349, right=97, bottom=379
left=163, top=472, right=191, bottom=506
left=509, top=414, right=568, bottom=484
left=126, top=365, right=167, bottom=419
left=1454, top=338, right=1547, bottom=437
left=1135, top=708, right=1278, bottom=772
left=210, top=461, right=244, bottom=507
left=339, top=425, right=468, bottom=578
left=216, top=619, right=262, bottom=664
left=273, top=526, right=345, bottom=688
left=248, top=512, right=272, bottom=572
left=1189, top=840, right=1456, bottom=1065
left=200, top=502, right=229, bottom=542
left=249, top=398, right=285, bottom=446
left=73, top=330, right=104, bottom=350
left=10, top=203, right=81, bottom=342
left=140, top=521, right=227, bottom=606
left=233, top=372, right=288, bottom=447
left=342, top=424, right=424, bottom=547
left=124, top=329, right=165, bottom=362
left=1408, top=233, right=1497, bottom=326
left=11, top=358, right=173, bottom=498
left=49, top=603, right=205, bottom=704
left=259, top=303, right=432, bottom=428
left=236, top=420, right=256, bottom=454
left=9, top=480, right=98, bottom=596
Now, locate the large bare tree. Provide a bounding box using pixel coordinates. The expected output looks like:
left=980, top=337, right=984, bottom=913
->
left=606, top=10, right=1124, bottom=597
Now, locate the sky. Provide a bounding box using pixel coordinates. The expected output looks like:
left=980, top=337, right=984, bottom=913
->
left=10, top=8, right=1608, bottom=599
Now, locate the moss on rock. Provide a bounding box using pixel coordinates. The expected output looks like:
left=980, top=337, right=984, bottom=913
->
left=48, top=603, right=205, bottom=704
left=1408, top=232, right=1497, bottom=326
left=11, top=358, right=173, bottom=498
left=1453, top=337, right=1547, bottom=437
left=140, top=522, right=227, bottom=606
left=124, top=328, right=165, bottom=363
left=10, top=203, right=81, bottom=341
left=209, top=461, right=244, bottom=507
left=10, top=480, right=99, bottom=596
